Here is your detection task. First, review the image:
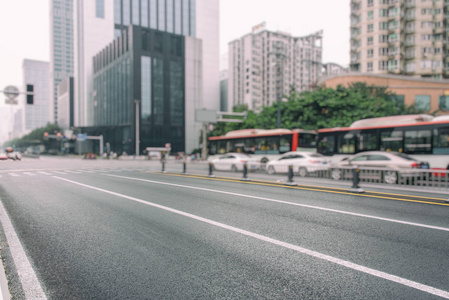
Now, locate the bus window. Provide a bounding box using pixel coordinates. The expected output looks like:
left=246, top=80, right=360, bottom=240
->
left=338, top=133, right=356, bottom=154
left=433, top=127, right=449, bottom=154
left=358, top=131, right=378, bottom=151
left=279, top=136, right=291, bottom=153
left=317, top=135, right=335, bottom=154
left=210, top=141, right=217, bottom=155
left=380, top=130, right=403, bottom=152
left=299, top=133, right=316, bottom=148
left=404, top=130, right=431, bottom=154
left=254, top=137, right=280, bottom=154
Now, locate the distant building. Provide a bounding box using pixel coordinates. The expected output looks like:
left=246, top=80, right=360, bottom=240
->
left=86, top=26, right=203, bottom=154
left=319, top=73, right=449, bottom=115
left=50, top=0, right=74, bottom=123
left=322, top=62, right=349, bottom=77
left=22, top=59, right=52, bottom=131
left=57, top=77, right=74, bottom=130
left=228, top=23, right=323, bottom=111
left=350, top=0, right=449, bottom=78
left=74, top=0, right=219, bottom=127
left=220, top=70, right=228, bottom=111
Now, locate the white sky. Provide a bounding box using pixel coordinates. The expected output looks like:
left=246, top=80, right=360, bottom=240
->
left=0, top=0, right=349, bottom=144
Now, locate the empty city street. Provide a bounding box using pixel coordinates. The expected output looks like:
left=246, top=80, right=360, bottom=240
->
left=0, top=157, right=448, bottom=299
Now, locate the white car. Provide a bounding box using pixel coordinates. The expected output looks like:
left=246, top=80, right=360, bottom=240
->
left=211, top=153, right=261, bottom=172
left=265, top=152, right=330, bottom=177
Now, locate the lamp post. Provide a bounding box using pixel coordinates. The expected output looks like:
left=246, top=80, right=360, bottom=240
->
left=268, top=49, right=286, bottom=128
left=134, top=99, right=140, bottom=156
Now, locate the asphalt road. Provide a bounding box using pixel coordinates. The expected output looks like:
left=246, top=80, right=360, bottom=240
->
left=0, top=156, right=448, bottom=299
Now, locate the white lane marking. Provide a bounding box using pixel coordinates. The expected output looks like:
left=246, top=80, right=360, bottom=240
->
left=53, top=176, right=449, bottom=298
left=8, top=173, right=19, bottom=177
left=65, top=170, right=81, bottom=174
left=0, top=200, right=47, bottom=299
left=104, top=174, right=449, bottom=233
left=37, top=172, right=51, bottom=175
left=23, top=172, right=36, bottom=176
left=53, top=171, right=67, bottom=175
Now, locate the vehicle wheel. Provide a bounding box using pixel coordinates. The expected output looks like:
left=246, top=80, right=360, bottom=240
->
left=261, top=157, right=269, bottom=164
left=383, top=171, right=398, bottom=184
left=298, top=167, right=308, bottom=177
left=231, top=164, right=238, bottom=172
left=331, top=169, right=342, bottom=180
left=267, top=166, right=275, bottom=175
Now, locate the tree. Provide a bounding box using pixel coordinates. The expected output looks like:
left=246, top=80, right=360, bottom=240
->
left=210, top=82, right=426, bottom=136
left=3, top=123, right=62, bottom=150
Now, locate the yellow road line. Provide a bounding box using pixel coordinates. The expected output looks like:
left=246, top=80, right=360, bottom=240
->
left=143, top=171, right=449, bottom=206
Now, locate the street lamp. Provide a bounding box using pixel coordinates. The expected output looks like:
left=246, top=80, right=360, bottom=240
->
left=134, top=99, right=140, bottom=156
left=268, top=51, right=286, bottom=128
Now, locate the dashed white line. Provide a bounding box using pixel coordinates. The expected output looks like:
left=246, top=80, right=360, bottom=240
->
left=8, top=173, right=19, bottom=177
left=23, top=172, right=36, bottom=176
left=37, top=172, right=52, bottom=175
left=53, top=176, right=449, bottom=299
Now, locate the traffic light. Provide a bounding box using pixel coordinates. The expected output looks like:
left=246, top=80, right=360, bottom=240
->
left=56, top=132, right=62, bottom=140
left=26, top=84, right=34, bottom=104
left=43, top=132, right=49, bottom=140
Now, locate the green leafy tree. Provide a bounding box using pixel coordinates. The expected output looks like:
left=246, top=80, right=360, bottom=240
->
left=210, top=82, right=426, bottom=136
left=3, top=123, right=62, bottom=150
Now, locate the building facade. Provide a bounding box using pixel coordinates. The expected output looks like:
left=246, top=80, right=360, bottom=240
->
left=219, top=70, right=228, bottom=111
left=319, top=73, right=449, bottom=114
left=57, top=77, right=74, bottom=130
left=22, top=60, right=52, bottom=132
left=74, top=0, right=219, bottom=127
left=50, top=0, right=74, bottom=123
left=228, top=26, right=323, bottom=111
left=350, top=0, right=449, bottom=78
left=88, top=26, right=202, bottom=154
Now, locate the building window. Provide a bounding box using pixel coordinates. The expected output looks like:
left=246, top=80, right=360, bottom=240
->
left=367, top=62, right=373, bottom=72
left=415, top=95, right=431, bottom=111
left=389, top=95, right=405, bottom=108
left=439, top=96, right=449, bottom=111
left=367, top=36, right=374, bottom=45
left=123, top=0, right=130, bottom=25
left=367, top=23, right=374, bottom=32
left=367, top=49, right=374, bottom=57
left=132, top=0, right=140, bottom=25
left=114, top=0, right=121, bottom=24
left=368, top=0, right=374, bottom=6
left=368, top=10, right=374, bottom=20
left=141, top=56, right=152, bottom=119
left=96, top=0, right=105, bottom=18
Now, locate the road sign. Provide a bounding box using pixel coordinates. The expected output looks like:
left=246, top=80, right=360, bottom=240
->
left=76, top=133, right=87, bottom=142
left=4, top=85, right=19, bottom=105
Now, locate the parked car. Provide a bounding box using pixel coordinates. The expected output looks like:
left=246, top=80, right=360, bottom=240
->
left=7, top=152, right=21, bottom=161
left=330, top=151, right=428, bottom=184
left=211, top=153, right=261, bottom=172
left=265, top=152, right=330, bottom=176
left=0, top=153, right=7, bottom=161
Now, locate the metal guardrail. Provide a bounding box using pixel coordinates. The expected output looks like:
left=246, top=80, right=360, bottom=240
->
left=165, top=161, right=449, bottom=191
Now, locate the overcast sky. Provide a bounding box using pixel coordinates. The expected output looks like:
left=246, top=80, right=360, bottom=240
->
left=0, top=0, right=349, bottom=144
left=0, top=0, right=349, bottom=88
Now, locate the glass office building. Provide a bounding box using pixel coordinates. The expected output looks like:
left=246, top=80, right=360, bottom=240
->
left=89, top=26, right=186, bottom=154
left=113, top=0, right=196, bottom=38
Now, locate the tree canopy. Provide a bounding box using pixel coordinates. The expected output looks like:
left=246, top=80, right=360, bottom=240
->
left=3, top=123, right=62, bottom=149
left=211, top=82, right=428, bottom=136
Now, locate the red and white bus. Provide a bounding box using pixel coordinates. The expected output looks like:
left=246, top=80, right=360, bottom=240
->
left=208, top=128, right=316, bottom=162
left=317, top=114, right=449, bottom=169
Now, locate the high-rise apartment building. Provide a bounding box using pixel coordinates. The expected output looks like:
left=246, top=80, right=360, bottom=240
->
left=228, top=25, right=323, bottom=111
left=350, top=0, right=448, bottom=78
left=50, top=0, right=74, bottom=123
left=23, top=60, right=52, bottom=131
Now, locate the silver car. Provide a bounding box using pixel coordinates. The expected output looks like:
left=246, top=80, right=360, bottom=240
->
left=211, top=153, right=261, bottom=172
left=330, top=151, right=428, bottom=184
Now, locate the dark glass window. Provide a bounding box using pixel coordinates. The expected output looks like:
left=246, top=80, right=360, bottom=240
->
left=153, top=58, right=164, bottom=125
left=169, top=61, right=183, bottom=125
left=317, top=135, right=335, bottom=155
left=358, top=131, right=378, bottom=151
left=439, top=95, right=449, bottom=111
left=380, top=130, right=403, bottom=152
left=154, top=32, right=164, bottom=53
left=404, top=130, right=431, bottom=154
left=433, top=127, right=449, bottom=154
left=415, top=95, right=430, bottom=111
left=338, top=132, right=356, bottom=154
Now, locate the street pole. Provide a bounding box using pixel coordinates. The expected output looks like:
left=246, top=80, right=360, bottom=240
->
left=135, top=100, right=140, bottom=156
